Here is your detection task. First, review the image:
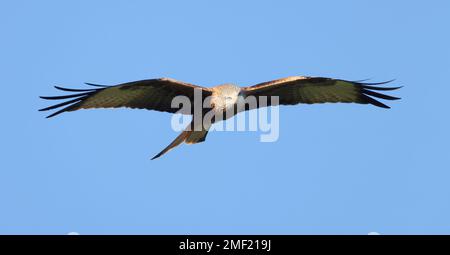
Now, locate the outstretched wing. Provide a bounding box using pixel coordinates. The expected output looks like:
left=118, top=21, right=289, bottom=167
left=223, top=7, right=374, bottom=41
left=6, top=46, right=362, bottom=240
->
left=242, top=76, right=401, bottom=109
left=40, top=78, right=212, bottom=118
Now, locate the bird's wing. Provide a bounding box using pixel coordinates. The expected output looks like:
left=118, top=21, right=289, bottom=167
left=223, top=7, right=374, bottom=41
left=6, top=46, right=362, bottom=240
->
left=40, top=78, right=212, bottom=118
left=242, top=76, right=401, bottom=109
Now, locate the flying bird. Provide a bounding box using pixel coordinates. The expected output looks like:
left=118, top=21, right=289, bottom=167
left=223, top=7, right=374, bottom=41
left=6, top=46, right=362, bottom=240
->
left=40, top=76, right=401, bottom=159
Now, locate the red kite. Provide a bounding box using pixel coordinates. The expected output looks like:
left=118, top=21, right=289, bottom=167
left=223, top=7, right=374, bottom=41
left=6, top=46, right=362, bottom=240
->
left=40, top=76, right=401, bottom=159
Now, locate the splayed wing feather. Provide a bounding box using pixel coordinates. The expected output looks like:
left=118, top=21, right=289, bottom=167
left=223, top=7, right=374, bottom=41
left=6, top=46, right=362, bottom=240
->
left=362, top=85, right=402, bottom=91
left=360, top=89, right=400, bottom=100
left=84, top=82, right=110, bottom=87
left=39, top=97, right=88, bottom=112
left=40, top=92, right=93, bottom=100
left=54, top=86, right=97, bottom=92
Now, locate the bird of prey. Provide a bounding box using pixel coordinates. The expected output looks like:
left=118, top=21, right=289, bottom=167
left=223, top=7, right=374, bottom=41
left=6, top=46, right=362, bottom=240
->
left=40, top=76, right=401, bottom=159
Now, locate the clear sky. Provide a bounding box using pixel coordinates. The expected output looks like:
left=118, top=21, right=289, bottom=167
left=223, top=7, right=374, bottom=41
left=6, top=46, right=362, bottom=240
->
left=1, top=0, right=449, bottom=234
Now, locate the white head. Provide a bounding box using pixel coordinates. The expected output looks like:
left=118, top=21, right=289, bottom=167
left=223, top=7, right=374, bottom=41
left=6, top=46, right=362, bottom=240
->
left=210, top=84, right=241, bottom=111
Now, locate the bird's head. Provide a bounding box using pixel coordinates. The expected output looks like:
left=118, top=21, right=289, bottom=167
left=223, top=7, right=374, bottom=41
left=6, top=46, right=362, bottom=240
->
left=211, top=84, right=241, bottom=110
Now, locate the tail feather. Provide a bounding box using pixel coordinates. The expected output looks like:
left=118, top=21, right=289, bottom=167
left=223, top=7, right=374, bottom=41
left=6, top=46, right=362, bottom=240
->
left=185, top=129, right=209, bottom=144
left=151, top=130, right=190, bottom=160
left=151, top=124, right=210, bottom=160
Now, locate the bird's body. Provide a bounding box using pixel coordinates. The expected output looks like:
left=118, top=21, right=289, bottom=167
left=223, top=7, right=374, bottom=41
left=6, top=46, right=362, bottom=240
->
left=40, top=76, right=401, bottom=159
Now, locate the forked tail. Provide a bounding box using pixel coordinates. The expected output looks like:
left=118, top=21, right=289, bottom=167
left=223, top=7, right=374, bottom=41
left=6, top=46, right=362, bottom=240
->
left=151, top=122, right=210, bottom=160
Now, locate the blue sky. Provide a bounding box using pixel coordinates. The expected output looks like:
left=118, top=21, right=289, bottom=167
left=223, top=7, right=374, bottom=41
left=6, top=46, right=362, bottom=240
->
left=1, top=0, right=449, bottom=234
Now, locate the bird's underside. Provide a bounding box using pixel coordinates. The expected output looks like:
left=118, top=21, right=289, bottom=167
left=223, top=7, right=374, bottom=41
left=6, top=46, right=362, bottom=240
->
left=40, top=76, right=401, bottom=159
